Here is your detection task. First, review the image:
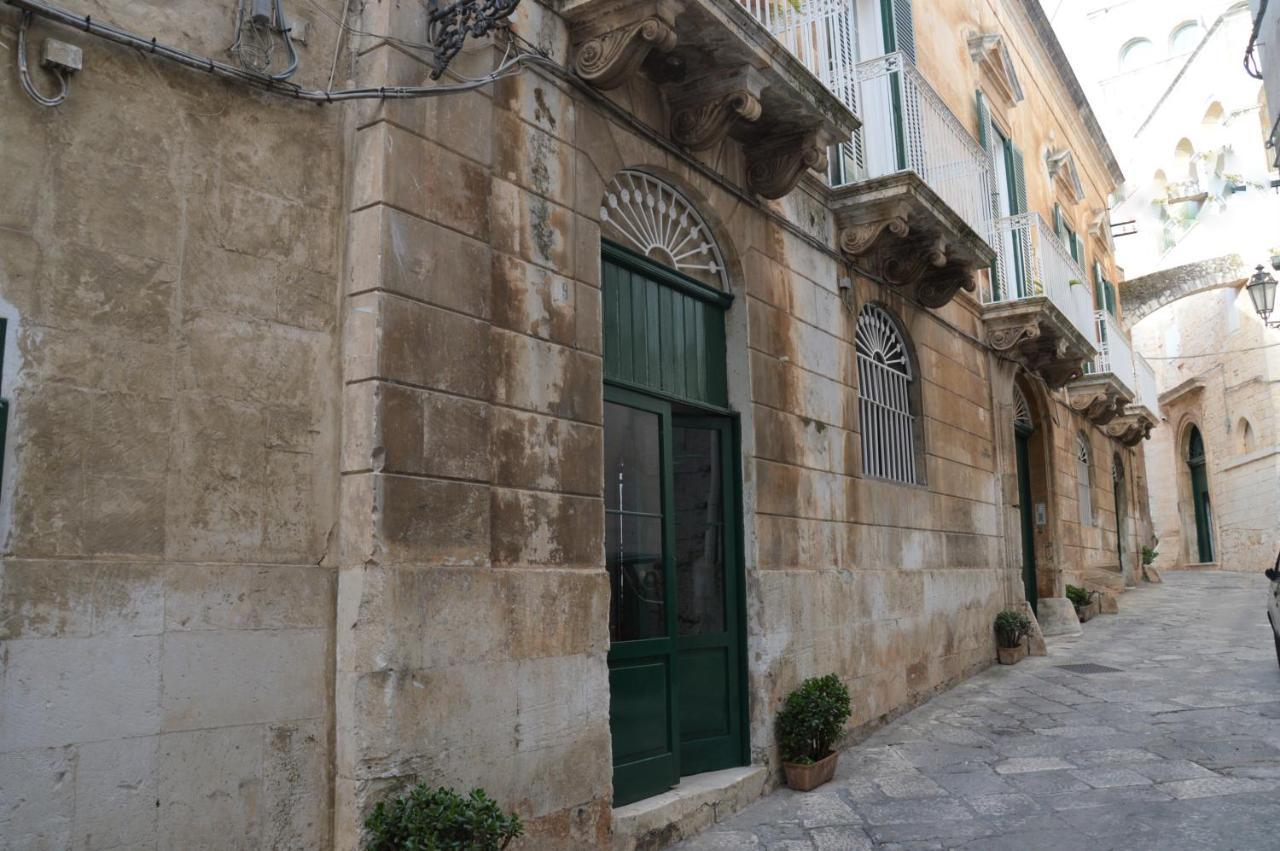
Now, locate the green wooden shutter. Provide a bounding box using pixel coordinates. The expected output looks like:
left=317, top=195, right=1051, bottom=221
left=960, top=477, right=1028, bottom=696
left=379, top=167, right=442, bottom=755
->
left=976, top=91, right=990, bottom=151
left=1053, top=204, right=1065, bottom=241
left=1011, top=146, right=1028, bottom=215
left=884, top=0, right=915, bottom=61
left=1105, top=282, right=1118, bottom=316
left=1093, top=261, right=1104, bottom=308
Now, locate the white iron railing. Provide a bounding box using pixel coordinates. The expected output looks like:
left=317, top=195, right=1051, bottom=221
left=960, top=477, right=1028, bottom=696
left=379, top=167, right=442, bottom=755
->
left=1090, top=310, right=1137, bottom=398
left=1133, top=352, right=1161, bottom=417
left=737, top=0, right=862, bottom=170
left=854, top=52, right=994, bottom=247
left=734, top=1, right=993, bottom=247
left=983, top=212, right=1096, bottom=347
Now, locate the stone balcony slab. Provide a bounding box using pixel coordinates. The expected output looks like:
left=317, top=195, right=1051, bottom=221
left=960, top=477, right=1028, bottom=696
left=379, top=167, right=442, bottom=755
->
left=831, top=171, right=997, bottom=309
left=982, top=297, right=1096, bottom=389
left=559, top=0, right=859, bottom=198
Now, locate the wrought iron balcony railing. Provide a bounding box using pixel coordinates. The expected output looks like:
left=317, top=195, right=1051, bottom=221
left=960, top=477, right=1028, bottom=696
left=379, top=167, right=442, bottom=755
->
left=984, top=212, right=1096, bottom=345
left=852, top=52, right=994, bottom=247
left=1087, top=310, right=1138, bottom=398
left=735, top=0, right=993, bottom=247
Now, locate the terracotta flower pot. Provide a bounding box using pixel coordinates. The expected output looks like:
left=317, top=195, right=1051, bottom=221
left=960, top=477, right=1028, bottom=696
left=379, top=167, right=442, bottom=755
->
left=1076, top=601, right=1099, bottom=623
left=783, top=751, right=838, bottom=791
left=997, top=640, right=1028, bottom=665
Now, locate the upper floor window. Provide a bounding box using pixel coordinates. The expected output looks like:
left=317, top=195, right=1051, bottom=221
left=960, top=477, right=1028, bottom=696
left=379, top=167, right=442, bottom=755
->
left=1076, top=433, right=1093, bottom=526
left=856, top=304, right=921, bottom=485
left=1119, top=38, right=1155, bottom=72
left=1169, top=22, right=1203, bottom=55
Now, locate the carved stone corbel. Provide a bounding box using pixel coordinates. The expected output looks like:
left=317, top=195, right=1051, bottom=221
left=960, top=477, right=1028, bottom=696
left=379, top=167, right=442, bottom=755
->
left=987, top=318, right=1042, bottom=352
left=746, top=130, right=829, bottom=199
left=1039, top=360, right=1086, bottom=389
left=668, top=67, right=765, bottom=151
left=1069, top=386, right=1124, bottom=425
left=574, top=5, right=679, bottom=90
left=1106, top=414, right=1153, bottom=447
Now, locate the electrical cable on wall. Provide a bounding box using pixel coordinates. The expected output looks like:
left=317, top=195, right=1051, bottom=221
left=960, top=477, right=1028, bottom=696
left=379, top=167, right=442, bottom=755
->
left=229, top=0, right=299, bottom=81
left=5, top=0, right=541, bottom=107
left=16, top=10, right=71, bottom=106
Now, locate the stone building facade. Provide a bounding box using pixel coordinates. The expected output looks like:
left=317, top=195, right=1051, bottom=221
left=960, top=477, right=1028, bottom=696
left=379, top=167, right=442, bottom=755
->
left=1056, top=0, right=1280, bottom=573
left=0, top=0, right=1154, bottom=848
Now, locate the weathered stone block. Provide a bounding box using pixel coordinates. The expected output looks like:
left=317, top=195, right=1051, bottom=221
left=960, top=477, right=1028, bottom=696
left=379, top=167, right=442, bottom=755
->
left=72, top=736, right=160, bottom=850
left=490, top=329, right=603, bottom=424
left=378, top=474, right=490, bottom=566
left=490, top=407, right=602, bottom=494
left=165, top=564, right=333, bottom=631
left=157, top=725, right=265, bottom=849
left=0, top=746, right=75, bottom=849
left=379, top=293, right=492, bottom=397
left=346, top=204, right=492, bottom=320
left=160, top=629, right=326, bottom=731
left=379, top=383, right=491, bottom=480
left=507, top=569, right=611, bottom=659
left=352, top=123, right=490, bottom=241
left=491, top=252, right=578, bottom=346
left=0, top=637, right=161, bottom=750
left=491, top=488, right=604, bottom=568
left=491, top=178, right=574, bottom=274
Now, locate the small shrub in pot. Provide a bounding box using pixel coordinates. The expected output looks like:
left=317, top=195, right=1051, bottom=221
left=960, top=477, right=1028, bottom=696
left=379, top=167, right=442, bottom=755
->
left=994, top=610, right=1031, bottom=649
left=364, top=784, right=522, bottom=851
left=776, top=673, right=851, bottom=791
left=1065, top=584, right=1090, bottom=608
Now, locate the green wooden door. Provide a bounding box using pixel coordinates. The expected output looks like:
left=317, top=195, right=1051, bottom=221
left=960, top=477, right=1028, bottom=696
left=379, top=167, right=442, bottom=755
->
left=1015, top=427, right=1037, bottom=613
left=1113, top=457, right=1127, bottom=571
left=673, top=415, right=744, bottom=775
left=603, top=243, right=746, bottom=806
left=1188, top=427, right=1214, bottom=563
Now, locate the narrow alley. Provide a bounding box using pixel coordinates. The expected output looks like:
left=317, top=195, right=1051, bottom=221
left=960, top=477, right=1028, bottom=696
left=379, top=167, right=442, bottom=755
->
left=677, top=571, right=1280, bottom=850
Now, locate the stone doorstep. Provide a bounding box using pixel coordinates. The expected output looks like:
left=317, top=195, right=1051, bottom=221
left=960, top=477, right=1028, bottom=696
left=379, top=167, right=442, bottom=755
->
left=611, top=765, right=769, bottom=851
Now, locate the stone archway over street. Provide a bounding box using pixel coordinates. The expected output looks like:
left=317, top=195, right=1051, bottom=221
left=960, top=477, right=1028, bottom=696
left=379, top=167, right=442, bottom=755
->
left=1120, top=254, right=1250, bottom=325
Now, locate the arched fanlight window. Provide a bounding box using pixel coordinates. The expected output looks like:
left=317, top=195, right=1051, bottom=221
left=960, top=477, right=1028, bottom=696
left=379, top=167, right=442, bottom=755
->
left=1118, top=38, right=1155, bottom=72
left=1013, top=385, right=1033, bottom=433
left=1169, top=21, right=1203, bottom=55
left=856, top=304, right=919, bottom=484
left=600, top=170, right=728, bottom=291
left=1076, top=433, right=1093, bottom=526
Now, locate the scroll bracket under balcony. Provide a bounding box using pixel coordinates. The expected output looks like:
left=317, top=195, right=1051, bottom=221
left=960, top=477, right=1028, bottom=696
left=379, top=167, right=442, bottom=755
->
left=668, top=67, right=765, bottom=151
left=1106, top=412, right=1155, bottom=446
left=1067, top=381, right=1127, bottom=426
left=746, top=129, right=830, bottom=199
left=570, top=0, right=680, bottom=90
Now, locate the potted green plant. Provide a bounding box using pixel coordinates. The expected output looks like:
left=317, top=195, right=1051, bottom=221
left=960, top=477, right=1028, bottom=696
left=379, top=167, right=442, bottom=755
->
left=776, top=673, right=851, bottom=791
left=1141, top=545, right=1158, bottom=567
left=1066, top=584, right=1099, bottom=622
left=364, top=784, right=522, bottom=851
left=994, top=609, right=1032, bottom=665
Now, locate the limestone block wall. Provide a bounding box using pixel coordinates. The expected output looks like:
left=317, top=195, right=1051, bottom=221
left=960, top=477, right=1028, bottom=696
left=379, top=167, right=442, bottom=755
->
left=0, top=2, right=346, bottom=848
left=1132, top=287, right=1280, bottom=571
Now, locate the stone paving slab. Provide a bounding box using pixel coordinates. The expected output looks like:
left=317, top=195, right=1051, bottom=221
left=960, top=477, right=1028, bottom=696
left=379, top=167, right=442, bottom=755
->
left=673, top=571, right=1280, bottom=850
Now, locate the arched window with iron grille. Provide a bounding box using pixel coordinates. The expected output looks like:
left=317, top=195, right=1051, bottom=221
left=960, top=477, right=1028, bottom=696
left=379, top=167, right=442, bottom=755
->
left=1076, top=432, right=1093, bottom=526
left=856, top=304, right=920, bottom=484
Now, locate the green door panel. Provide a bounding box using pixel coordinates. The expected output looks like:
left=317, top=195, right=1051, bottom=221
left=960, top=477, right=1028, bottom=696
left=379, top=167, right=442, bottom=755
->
left=677, top=646, right=730, bottom=741
left=609, top=654, right=679, bottom=805
left=1015, top=428, right=1037, bottom=613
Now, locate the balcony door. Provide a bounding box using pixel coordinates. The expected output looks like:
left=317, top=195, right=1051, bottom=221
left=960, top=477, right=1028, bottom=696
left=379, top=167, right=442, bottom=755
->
left=989, top=123, right=1028, bottom=299
left=602, top=243, right=747, bottom=806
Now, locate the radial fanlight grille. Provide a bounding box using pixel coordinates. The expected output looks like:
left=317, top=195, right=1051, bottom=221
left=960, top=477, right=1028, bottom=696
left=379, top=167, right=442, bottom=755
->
left=1075, top=434, right=1090, bottom=465
left=1012, top=385, right=1033, bottom=431
left=600, top=170, right=728, bottom=290
left=855, top=305, right=911, bottom=377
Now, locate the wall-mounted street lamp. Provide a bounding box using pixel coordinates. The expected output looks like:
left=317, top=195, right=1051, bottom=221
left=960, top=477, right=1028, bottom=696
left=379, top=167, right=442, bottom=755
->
left=1247, top=264, right=1279, bottom=327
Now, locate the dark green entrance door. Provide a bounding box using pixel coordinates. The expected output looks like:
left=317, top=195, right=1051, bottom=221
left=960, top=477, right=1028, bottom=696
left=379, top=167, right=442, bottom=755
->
left=602, top=243, right=746, bottom=807
left=1014, top=426, right=1037, bottom=613
left=1188, top=427, right=1214, bottom=563
left=1112, top=456, right=1127, bottom=571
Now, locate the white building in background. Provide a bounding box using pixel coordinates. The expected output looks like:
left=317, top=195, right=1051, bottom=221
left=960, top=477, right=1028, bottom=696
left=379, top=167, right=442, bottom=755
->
left=1051, top=0, right=1280, bottom=572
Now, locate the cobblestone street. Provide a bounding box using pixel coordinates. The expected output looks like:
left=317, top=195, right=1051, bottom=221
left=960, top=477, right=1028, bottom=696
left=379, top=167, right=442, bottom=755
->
left=676, top=571, right=1280, bottom=850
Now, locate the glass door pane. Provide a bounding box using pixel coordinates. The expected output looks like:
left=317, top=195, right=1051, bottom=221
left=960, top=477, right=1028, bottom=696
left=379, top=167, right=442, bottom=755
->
left=673, top=425, right=725, bottom=635
left=604, top=401, right=667, bottom=642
